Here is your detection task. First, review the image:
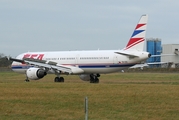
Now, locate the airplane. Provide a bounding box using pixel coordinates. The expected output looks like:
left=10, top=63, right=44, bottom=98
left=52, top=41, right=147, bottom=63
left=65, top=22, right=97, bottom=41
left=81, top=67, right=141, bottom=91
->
left=9, top=14, right=151, bottom=83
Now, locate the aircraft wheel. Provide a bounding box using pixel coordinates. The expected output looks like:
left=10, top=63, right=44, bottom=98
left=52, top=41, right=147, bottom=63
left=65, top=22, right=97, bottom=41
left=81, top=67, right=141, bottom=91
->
left=90, top=79, right=94, bottom=83
left=95, top=78, right=99, bottom=83
left=60, top=77, right=64, bottom=82
left=54, top=77, right=64, bottom=82
left=96, top=74, right=100, bottom=77
left=54, top=77, right=60, bottom=82
left=25, top=79, right=30, bottom=82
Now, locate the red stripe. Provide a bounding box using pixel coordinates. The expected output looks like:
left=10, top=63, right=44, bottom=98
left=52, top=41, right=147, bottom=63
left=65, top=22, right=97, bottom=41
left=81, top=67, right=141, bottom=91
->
left=135, top=24, right=146, bottom=29
left=125, top=39, right=144, bottom=50
left=126, top=38, right=142, bottom=47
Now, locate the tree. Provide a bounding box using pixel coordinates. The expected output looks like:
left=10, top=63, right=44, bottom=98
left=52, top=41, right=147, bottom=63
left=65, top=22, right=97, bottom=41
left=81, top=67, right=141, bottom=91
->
left=0, top=53, right=12, bottom=67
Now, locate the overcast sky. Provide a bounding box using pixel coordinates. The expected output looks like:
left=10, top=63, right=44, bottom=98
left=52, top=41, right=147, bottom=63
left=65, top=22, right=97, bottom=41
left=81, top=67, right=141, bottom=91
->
left=0, top=0, right=179, bottom=57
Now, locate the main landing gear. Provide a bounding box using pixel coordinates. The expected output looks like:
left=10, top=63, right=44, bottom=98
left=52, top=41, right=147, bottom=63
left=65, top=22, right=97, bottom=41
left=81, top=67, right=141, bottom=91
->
left=90, top=74, right=100, bottom=83
left=54, top=77, right=64, bottom=82
left=25, top=75, right=30, bottom=82
left=25, top=78, right=30, bottom=82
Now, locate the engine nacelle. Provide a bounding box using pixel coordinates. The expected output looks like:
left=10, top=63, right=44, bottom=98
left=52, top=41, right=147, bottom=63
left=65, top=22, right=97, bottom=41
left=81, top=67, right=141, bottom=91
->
left=26, top=68, right=47, bottom=80
left=79, top=74, right=90, bottom=81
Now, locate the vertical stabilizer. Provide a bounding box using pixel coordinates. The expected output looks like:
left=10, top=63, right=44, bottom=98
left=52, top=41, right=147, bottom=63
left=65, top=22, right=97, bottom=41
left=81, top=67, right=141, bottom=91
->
left=124, top=14, right=148, bottom=51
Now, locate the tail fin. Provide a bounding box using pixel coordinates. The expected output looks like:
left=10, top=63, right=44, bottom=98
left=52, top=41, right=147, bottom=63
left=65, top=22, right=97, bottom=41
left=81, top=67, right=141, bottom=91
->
left=124, top=14, right=148, bottom=51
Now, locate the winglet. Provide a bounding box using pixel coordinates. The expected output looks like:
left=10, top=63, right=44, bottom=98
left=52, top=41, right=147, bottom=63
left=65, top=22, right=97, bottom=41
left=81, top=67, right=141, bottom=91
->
left=124, top=14, right=148, bottom=51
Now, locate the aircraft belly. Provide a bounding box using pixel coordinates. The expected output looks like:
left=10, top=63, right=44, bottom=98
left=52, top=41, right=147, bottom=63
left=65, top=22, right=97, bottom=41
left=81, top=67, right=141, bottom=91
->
left=12, top=69, right=27, bottom=74
left=78, top=63, right=135, bottom=74
left=81, top=67, right=123, bottom=74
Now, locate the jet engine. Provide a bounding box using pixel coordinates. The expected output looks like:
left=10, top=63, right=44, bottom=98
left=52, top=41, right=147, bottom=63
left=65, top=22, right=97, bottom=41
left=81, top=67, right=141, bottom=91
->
left=26, top=68, right=47, bottom=80
left=79, top=74, right=90, bottom=81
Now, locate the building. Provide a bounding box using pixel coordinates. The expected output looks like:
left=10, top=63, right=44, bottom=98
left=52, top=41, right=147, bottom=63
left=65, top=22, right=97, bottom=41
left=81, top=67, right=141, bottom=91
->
left=146, top=38, right=162, bottom=67
left=145, top=38, right=179, bottom=68
left=161, top=44, right=179, bottom=68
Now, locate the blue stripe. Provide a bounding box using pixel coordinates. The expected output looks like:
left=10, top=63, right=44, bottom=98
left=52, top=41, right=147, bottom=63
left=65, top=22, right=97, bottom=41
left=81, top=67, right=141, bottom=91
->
left=79, top=65, right=106, bottom=68
left=79, top=64, right=135, bottom=68
left=110, top=64, right=134, bottom=67
left=12, top=64, right=135, bottom=69
left=11, top=66, right=32, bottom=69
left=131, top=30, right=144, bottom=37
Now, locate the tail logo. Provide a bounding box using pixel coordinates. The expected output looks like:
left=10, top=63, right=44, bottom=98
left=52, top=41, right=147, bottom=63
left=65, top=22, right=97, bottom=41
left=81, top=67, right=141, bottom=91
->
left=124, top=15, right=148, bottom=51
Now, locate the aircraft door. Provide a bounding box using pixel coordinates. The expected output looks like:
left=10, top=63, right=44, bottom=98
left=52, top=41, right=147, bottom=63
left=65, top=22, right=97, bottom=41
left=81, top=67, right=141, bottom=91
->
left=113, top=55, right=118, bottom=64
left=75, top=54, right=79, bottom=67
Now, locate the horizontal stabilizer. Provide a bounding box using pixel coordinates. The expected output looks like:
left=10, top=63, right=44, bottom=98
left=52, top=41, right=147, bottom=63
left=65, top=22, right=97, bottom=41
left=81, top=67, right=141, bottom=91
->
left=114, top=52, right=139, bottom=57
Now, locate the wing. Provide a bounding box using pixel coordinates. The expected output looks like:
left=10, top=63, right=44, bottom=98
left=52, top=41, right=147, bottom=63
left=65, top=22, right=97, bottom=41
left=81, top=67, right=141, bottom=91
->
left=9, top=57, right=84, bottom=74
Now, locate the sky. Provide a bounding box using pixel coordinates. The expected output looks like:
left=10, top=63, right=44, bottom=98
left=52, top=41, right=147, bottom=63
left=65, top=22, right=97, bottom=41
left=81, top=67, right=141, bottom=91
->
left=0, top=0, right=179, bottom=57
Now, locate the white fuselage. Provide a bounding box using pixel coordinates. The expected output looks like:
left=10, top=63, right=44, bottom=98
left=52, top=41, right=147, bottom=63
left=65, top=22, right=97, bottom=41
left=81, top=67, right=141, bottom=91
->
left=11, top=50, right=149, bottom=74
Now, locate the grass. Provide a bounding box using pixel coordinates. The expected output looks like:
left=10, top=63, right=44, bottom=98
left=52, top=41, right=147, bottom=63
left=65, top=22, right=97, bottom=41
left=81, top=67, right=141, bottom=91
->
left=0, top=71, right=179, bottom=119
